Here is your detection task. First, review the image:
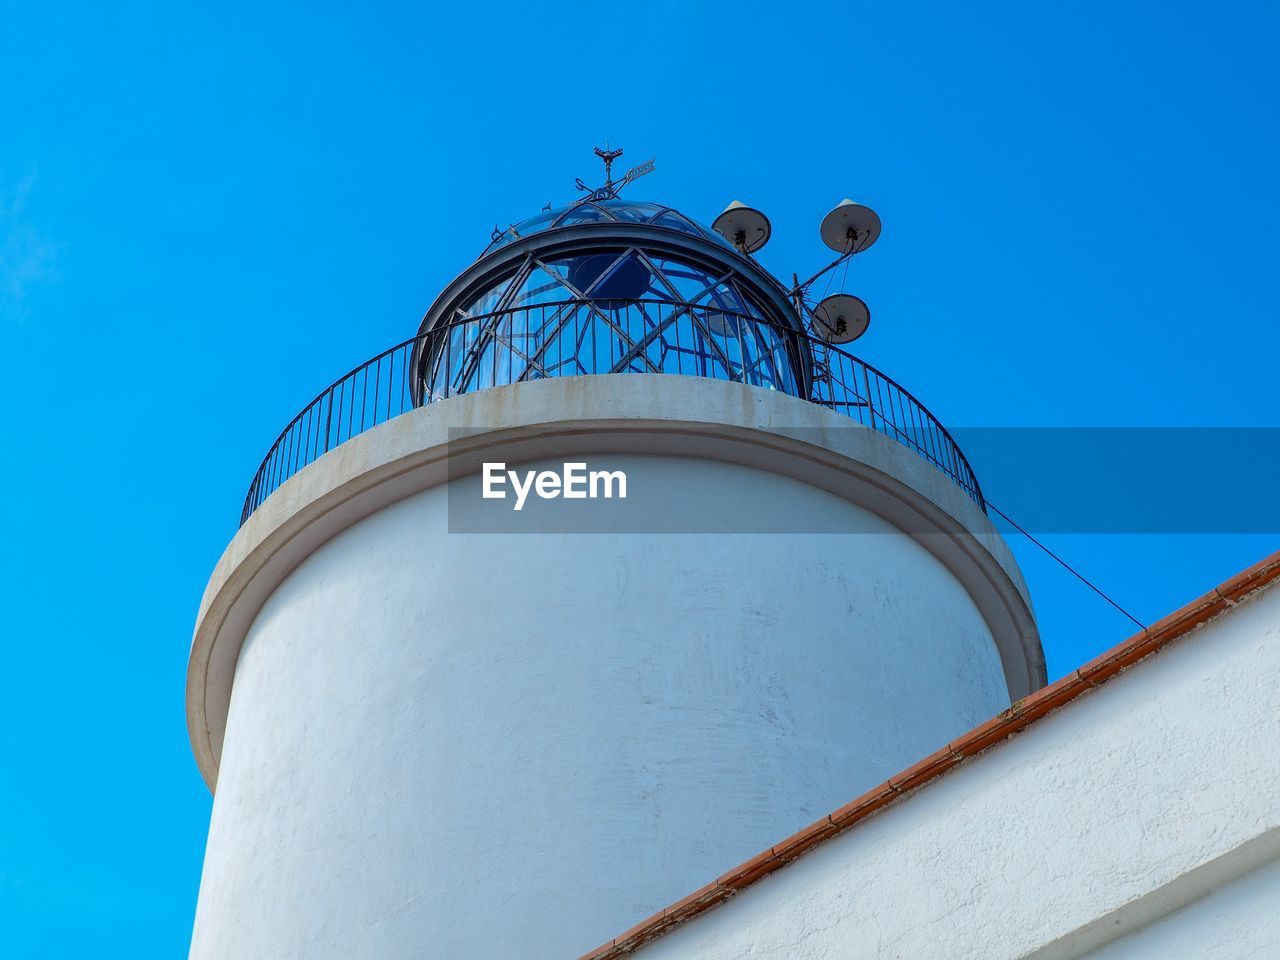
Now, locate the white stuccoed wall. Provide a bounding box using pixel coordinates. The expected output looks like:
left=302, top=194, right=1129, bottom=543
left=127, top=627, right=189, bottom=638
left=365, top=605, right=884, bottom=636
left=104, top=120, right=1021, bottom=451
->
left=188, top=453, right=1013, bottom=960
left=1084, top=850, right=1280, bottom=960
left=627, top=579, right=1280, bottom=960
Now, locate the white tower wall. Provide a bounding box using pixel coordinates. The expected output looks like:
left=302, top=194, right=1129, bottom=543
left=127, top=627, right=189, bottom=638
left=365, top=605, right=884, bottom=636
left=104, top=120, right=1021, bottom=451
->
left=186, top=376, right=1041, bottom=959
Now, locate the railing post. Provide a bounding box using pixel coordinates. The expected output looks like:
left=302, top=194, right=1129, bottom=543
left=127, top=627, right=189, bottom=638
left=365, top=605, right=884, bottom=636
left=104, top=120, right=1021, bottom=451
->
left=323, top=387, right=334, bottom=454
left=862, top=363, right=877, bottom=431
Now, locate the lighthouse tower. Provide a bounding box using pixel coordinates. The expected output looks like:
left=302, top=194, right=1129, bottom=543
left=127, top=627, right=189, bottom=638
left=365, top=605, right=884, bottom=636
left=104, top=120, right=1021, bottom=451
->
left=186, top=156, right=1044, bottom=959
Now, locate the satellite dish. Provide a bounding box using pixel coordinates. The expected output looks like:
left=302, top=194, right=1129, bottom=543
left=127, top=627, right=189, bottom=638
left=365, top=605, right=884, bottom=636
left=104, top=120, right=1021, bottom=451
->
left=820, top=199, right=881, bottom=254
left=811, top=294, right=870, bottom=344
left=712, top=200, right=772, bottom=254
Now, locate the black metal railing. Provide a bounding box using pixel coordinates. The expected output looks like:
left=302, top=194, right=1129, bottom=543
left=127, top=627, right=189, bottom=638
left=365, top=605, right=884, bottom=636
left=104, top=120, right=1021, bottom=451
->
left=240, top=300, right=983, bottom=523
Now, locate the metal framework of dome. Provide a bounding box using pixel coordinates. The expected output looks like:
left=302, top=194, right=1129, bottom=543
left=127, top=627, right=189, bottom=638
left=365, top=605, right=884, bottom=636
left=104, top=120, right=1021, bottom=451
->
left=484, top=198, right=735, bottom=256
left=412, top=184, right=808, bottom=405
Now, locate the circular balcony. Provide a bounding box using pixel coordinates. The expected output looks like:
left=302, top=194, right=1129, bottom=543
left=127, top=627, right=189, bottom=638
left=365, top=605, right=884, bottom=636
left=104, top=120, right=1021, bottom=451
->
left=240, top=300, right=983, bottom=524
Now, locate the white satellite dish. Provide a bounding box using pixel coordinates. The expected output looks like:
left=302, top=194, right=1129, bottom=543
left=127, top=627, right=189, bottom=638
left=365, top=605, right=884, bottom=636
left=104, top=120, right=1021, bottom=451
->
left=712, top=200, right=772, bottom=253
left=820, top=199, right=881, bottom=254
left=811, top=293, right=870, bottom=344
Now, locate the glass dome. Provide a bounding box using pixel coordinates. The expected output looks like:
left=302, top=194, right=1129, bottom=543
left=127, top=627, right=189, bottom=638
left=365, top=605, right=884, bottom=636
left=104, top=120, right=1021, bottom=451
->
left=422, top=245, right=802, bottom=401
left=413, top=196, right=810, bottom=407
left=483, top=198, right=736, bottom=256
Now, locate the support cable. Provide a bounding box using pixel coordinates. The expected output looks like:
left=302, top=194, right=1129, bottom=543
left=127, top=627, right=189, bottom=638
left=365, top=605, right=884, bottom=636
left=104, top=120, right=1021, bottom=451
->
left=985, top=500, right=1148, bottom=631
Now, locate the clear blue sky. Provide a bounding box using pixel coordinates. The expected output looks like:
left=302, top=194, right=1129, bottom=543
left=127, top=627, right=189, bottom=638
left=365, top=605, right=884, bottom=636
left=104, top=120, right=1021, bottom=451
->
left=2, top=1, right=1277, bottom=955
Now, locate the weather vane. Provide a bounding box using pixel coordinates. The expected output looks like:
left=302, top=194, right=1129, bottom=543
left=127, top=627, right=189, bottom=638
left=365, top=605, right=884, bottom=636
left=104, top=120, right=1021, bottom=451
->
left=574, top=144, right=656, bottom=202
left=491, top=146, right=658, bottom=242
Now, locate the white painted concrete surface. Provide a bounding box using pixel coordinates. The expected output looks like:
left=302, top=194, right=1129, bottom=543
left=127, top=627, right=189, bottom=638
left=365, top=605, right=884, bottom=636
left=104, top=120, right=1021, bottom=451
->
left=187, top=375, right=1043, bottom=789
left=627, top=579, right=1280, bottom=960
left=1084, top=846, right=1280, bottom=960
left=189, top=452, right=1015, bottom=959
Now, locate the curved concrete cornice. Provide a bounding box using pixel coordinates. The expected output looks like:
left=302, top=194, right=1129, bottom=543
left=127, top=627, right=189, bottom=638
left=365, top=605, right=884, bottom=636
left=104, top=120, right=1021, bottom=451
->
left=187, top=375, right=1044, bottom=792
